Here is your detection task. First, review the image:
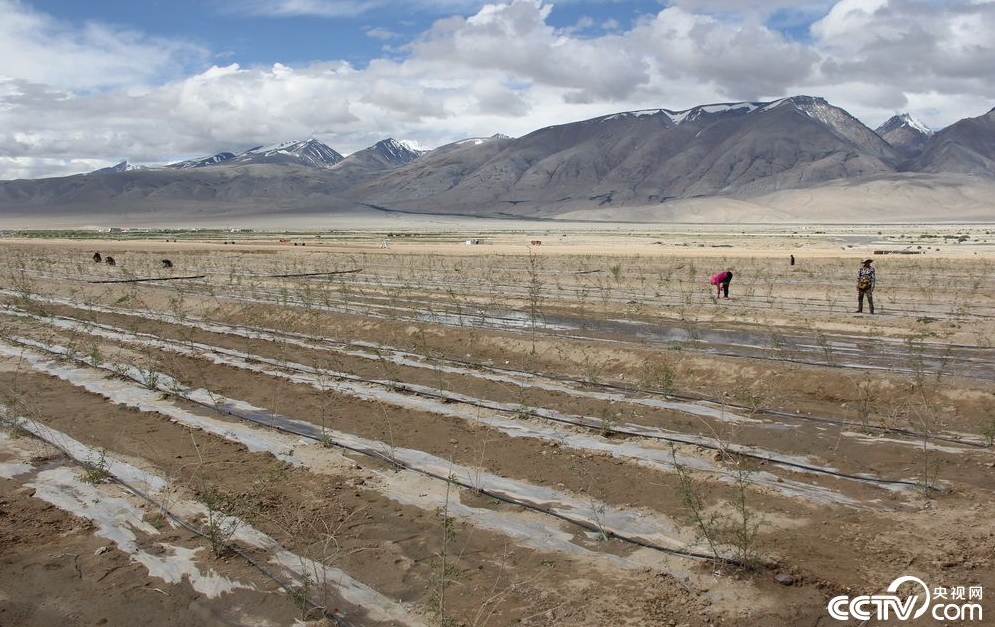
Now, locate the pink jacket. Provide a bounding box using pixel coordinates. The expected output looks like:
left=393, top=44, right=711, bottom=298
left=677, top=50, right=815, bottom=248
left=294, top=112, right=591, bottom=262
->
left=710, top=271, right=730, bottom=285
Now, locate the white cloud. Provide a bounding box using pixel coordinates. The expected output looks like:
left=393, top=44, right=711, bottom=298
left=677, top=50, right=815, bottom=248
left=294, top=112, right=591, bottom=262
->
left=0, top=0, right=206, bottom=92
left=365, top=26, right=399, bottom=40
left=0, top=156, right=113, bottom=180
left=629, top=7, right=818, bottom=100
left=1, top=0, right=994, bottom=179
left=805, top=0, right=995, bottom=126
left=408, top=2, right=650, bottom=100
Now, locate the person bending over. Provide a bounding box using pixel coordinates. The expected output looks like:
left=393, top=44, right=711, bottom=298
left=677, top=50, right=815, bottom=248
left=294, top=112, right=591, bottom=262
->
left=710, top=269, right=733, bottom=299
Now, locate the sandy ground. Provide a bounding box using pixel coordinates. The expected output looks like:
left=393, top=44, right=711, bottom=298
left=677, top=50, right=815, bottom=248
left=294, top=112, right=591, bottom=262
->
left=3, top=171, right=995, bottom=230
left=1, top=226, right=994, bottom=626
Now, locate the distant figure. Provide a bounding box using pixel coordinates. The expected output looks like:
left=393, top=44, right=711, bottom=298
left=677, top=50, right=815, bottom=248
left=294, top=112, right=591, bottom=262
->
left=790, top=254, right=795, bottom=266
left=105, top=256, right=116, bottom=266
left=92, top=252, right=102, bottom=263
left=856, top=258, right=875, bottom=314
left=161, top=258, right=173, bottom=269
left=380, top=238, right=390, bottom=249
left=710, top=269, right=733, bottom=299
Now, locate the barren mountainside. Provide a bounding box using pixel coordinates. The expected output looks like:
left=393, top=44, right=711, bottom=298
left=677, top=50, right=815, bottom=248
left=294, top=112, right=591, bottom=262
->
left=1, top=96, right=994, bottom=224
left=907, top=107, right=995, bottom=176
left=875, top=113, right=933, bottom=161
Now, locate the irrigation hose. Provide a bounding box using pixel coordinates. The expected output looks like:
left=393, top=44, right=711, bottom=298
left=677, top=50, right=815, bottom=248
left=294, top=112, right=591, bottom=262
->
left=1, top=314, right=956, bottom=491
left=11, top=290, right=986, bottom=447
left=8, top=418, right=358, bottom=627
left=9, top=336, right=745, bottom=568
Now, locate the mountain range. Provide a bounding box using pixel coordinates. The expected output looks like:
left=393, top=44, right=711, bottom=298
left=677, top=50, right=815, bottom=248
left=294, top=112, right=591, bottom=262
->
left=2, top=95, right=994, bottom=226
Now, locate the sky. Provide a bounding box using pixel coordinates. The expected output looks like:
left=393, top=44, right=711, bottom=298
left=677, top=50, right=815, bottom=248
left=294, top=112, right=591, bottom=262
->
left=1, top=0, right=994, bottom=180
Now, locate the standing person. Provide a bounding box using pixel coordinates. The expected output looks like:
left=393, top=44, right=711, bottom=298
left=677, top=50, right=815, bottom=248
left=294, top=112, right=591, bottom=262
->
left=710, top=269, right=733, bottom=299
left=856, top=258, right=875, bottom=314
left=790, top=254, right=795, bottom=266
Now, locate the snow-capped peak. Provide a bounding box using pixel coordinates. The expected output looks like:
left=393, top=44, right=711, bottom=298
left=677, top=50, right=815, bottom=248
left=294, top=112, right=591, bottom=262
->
left=395, top=139, right=426, bottom=153
left=371, top=138, right=425, bottom=165
left=168, top=152, right=236, bottom=169
left=875, top=113, right=935, bottom=137
left=454, top=135, right=507, bottom=146
left=592, top=101, right=764, bottom=127
left=245, top=140, right=297, bottom=154
left=668, top=101, right=762, bottom=125
left=897, top=113, right=933, bottom=135
left=232, top=139, right=344, bottom=167
left=96, top=160, right=147, bottom=173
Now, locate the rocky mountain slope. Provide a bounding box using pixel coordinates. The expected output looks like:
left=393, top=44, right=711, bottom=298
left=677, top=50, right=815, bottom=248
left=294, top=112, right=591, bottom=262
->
left=1, top=96, right=993, bottom=225
left=907, top=106, right=995, bottom=176
left=875, top=113, right=933, bottom=161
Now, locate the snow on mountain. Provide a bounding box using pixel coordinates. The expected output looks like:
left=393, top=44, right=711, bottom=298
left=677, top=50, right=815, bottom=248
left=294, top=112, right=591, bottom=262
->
left=876, top=113, right=933, bottom=137
left=902, top=113, right=932, bottom=135
left=907, top=106, right=995, bottom=174
left=667, top=102, right=762, bottom=125
left=6, top=94, right=995, bottom=225
left=453, top=135, right=510, bottom=147
left=593, top=102, right=761, bottom=126
left=320, top=138, right=428, bottom=188
left=876, top=113, right=935, bottom=160
left=580, top=97, right=892, bottom=159
left=395, top=139, right=428, bottom=154
left=769, top=96, right=896, bottom=159
left=231, top=139, right=344, bottom=167
left=373, top=138, right=425, bottom=164
left=351, top=94, right=908, bottom=213
left=95, top=160, right=148, bottom=173
left=167, top=152, right=236, bottom=169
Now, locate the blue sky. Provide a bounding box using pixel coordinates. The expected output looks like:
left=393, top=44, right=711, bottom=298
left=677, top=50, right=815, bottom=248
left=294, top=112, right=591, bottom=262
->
left=25, top=0, right=670, bottom=68
left=1, top=0, right=994, bottom=179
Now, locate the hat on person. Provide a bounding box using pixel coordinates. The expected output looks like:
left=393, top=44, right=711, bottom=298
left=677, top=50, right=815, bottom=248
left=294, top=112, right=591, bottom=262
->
left=862, top=258, right=873, bottom=264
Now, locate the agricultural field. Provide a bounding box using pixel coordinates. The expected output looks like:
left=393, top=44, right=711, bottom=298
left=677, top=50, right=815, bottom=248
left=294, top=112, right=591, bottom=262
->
left=1, top=227, right=994, bottom=626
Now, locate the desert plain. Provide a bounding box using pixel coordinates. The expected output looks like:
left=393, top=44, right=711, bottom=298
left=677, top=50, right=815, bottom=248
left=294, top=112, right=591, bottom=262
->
left=1, top=221, right=994, bottom=626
